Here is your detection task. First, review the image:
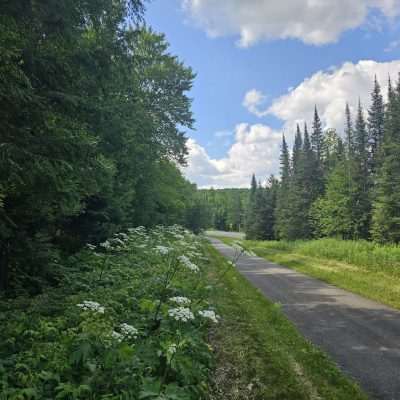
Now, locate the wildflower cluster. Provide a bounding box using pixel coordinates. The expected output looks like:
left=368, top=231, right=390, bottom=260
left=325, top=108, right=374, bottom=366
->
left=178, top=255, right=200, bottom=273
left=1, top=226, right=218, bottom=399
left=199, top=309, right=220, bottom=324
left=168, top=307, right=195, bottom=322
left=77, top=300, right=105, bottom=314
left=119, top=323, right=139, bottom=339
left=169, top=296, right=191, bottom=305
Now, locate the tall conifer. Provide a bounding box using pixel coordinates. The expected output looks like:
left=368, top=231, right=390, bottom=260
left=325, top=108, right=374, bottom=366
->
left=368, top=76, right=384, bottom=173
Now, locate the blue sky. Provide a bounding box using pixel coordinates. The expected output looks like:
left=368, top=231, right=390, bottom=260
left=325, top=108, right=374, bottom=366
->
left=146, top=0, right=400, bottom=188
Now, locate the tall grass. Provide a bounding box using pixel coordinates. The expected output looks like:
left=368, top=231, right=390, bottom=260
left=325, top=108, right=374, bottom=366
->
left=247, top=238, right=400, bottom=273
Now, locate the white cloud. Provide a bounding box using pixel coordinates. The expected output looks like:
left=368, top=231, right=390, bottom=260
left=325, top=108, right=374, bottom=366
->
left=184, top=124, right=281, bottom=188
left=243, top=89, right=268, bottom=117
left=268, top=59, right=400, bottom=134
left=182, top=0, right=400, bottom=47
left=184, top=59, right=400, bottom=188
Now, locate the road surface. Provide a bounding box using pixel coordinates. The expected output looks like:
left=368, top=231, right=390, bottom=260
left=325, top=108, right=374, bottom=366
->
left=205, top=230, right=245, bottom=239
left=208, top=237, right=400, bottom=400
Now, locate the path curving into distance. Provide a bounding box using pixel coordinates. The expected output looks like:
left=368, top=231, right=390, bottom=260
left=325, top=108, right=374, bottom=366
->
left=208, top=237, right=400, bottom=400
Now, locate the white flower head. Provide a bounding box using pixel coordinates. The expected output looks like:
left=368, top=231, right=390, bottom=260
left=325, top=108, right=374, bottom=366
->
left=198, top=310, right=220, bottom=324
left=77, top=300, right=105, bottom=314
left=111, top=331, right=124, bottom=342
left=169, top=296, right=191, bottom=305
left=100, top=240, right=111, bottom=250
left=178, top=255, right=199, bottom=273
left=119, top=323, right=138, bottom=339
left=155, top=245, right=171, bottom=255
left=168, top=307, right=194, bottom=322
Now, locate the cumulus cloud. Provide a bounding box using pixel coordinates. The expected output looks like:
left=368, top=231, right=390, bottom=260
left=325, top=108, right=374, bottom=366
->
left=243, top=89, right=268, bottom=117
left=182, top=0, right=400, bottom=46
left=184, top=124, right=281, bottom=188
left=184, top=59, right=400, bottom=188
left=268, top=59, right=400, bottom=134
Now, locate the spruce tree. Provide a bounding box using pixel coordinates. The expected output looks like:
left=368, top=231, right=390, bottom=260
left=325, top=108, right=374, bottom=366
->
left=345, top=103, right=354, bottom=155
left=368, top=76, right=384, bottom=174
left=245, top=174, right=258, bottom=238
left=372, top=75, right=400, bottom=243
left=353, top=100, right=371, bottom=238
left=312, top=106, right=323, bottom=163
left=275, top=135, right=292, bottom=239
left=292, top=124, right=303, bottom=175
left=311, top=106, right=325, bottom=197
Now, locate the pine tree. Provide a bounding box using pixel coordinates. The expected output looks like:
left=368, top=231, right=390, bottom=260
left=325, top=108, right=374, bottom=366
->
left=312, top=161, right=356, bottom=239
left=311, top=106, right=325, bottom=197
left=355, top=100, right=369, bottom=178
left=353, top=100, right=371, bottom=238
left=245, top=174, right=258, bottom=238
left=372, top=75, right=400, bottom=243
left=312, top=106, right=323, bottom=163
left=292, top=124, right=303, bottom=176
left=368, top=76, right=384, bottom=174
left=275, top=135, right=292, bottom=239
left=345, top=103, right=354, bottom=155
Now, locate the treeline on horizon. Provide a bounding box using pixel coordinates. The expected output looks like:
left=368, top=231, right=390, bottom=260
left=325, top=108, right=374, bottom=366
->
left=245, top=74, right=400, bottom=243
left=197, top=188, right=248, bottom=231
left=0, top=0, right=205, bottom=293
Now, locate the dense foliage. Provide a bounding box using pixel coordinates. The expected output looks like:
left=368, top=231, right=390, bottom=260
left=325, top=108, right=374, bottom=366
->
left=0, top=0, right=205, bottom=293
left=197, top=189, right=248, bottom=232
left=244, top=75, right=400, bottom=243
left=0, top=226, right=218, bottom=399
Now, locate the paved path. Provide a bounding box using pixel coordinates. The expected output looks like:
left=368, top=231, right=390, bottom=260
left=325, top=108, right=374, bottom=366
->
left=205, top=230, right=245, bottom=239
left=208, top=237, right=400, bottom=400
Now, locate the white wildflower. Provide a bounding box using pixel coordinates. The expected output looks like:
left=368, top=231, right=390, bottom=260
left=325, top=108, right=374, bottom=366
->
left=178, top=255, right=199, bottom=273
left=100, top=240, right=111, bottom=250
left=198, top=310, right=220, bottom=324
left=169, top=296, right=191, bottom=305
left=168, top=307, right=194, bottom=322
left=155, top=245, right=171, bottom=255
left=111, top=331, right=123, bottom=342
left=77, top=300, right=105, bottom=314
left=119, top=323, right=138, bottom=339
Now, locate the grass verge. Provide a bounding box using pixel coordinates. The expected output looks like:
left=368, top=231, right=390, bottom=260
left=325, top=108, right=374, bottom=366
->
left=214, top=236, right=400, bottom=310
left=206, top=244, right=368, bottom=400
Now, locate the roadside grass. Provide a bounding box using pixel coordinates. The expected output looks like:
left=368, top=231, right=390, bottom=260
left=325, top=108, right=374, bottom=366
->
left=214, top=236, right=400, bottom=310
left=206, top=244, right=368, bottom=400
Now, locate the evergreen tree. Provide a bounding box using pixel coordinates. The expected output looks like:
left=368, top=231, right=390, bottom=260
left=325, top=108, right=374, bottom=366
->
left=312, top=106, right=323, bottom=164
left=275, top=136, right=292, bottom=239
left=245, top=174, right=258, bottom=238
left=345, top=103, right=354, bottom=155
left=372, top=75, right=400, bottom=243
left=312, top=160, right=356, bottom=239
left=353, top=100, right=371, bottom=238
left=368, top=76, right=384, bottom=174
left=311, top=106, right=325, bottom=196
left=292, top=124, right=303, bottom=176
